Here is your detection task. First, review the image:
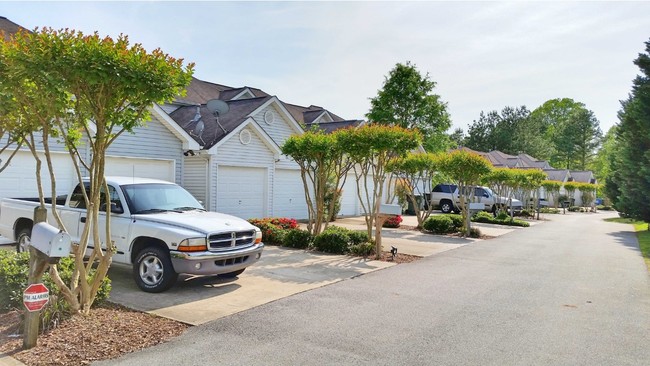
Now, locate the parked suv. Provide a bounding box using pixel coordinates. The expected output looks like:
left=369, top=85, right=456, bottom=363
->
left=428, top=183, right=523, bottom=214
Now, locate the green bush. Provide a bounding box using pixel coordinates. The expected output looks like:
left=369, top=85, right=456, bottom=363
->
left=494, top=218, right=530, bottom=227
left=283, top=229, right=313, bottom=249
left=496, top=211, right=509, bottom=220
left=313, top=226, right=371, bottom=255
left=446, top=214, right=464, bottom=230
left=423, top=215, right=456, bottom=234
left=349, top=242, right=375, bottom=257
left=313, top=230, right=350, bottom=254
left=0, top=251, right=111, bottom=332
left=472, top=211, right=494, bottom=223
left=568, top=206, right=585, bottom=212
left=460, top=227, right=482, bottom=238
left=540, top=208, right=560, bottom=214
left=597, top=205, right=614, bottom=211
left=518, top=209, right=534, bottom=217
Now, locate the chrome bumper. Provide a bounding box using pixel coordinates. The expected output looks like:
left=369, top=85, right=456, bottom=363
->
left=170, top=243, right=264, bottom=276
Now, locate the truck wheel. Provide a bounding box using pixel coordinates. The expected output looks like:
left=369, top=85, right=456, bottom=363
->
left=440, top=200, right=453, bottom=214
left=219, top=268, right=245, bottom=278
left=16, top=227, right=32, bottom=253
left=133, top=247, right=178, bottom=293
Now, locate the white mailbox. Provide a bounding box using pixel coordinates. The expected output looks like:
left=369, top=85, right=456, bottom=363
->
left=379, top=204, right=402, bottom=216
left=31, top=222, right=71, bottom=258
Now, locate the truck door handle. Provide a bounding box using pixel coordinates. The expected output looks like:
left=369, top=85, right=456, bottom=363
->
left=80, top=217, right=86, bottom=223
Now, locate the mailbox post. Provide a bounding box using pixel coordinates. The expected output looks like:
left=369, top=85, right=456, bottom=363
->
left=23, top=208, right=71, bottom=350
left=374, top=204, right=401, bottom=258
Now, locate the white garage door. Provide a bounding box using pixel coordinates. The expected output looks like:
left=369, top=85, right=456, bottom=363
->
left=217, top=166, right=266, bottom=219
left=339, top=173, right=358, bottom=216
left=0, top=151, right=76, bottom=199
left=105, top=156, right=174, bottom=182
left=273, top=169, right=308, bottom=219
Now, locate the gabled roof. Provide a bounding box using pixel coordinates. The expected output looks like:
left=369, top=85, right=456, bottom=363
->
left=543, top=169, right=570, bottom=182
left=570, top=170, right=596, bottom=183
left=305, top=120, right=363, bottom=133
left=518, top=153, right=552, bottom=169
left=175, top=77, right=272, bottom=105
left=0, top=16, right=28, bottom=41
left=170, top=96, right=272, bottom=149
left=282, top=102, right=345, bottom=126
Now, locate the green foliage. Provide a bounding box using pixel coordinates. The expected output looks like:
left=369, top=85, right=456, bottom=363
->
left=387, top=152, right=441, bottom=226
left=312, top=226, right=370, bottom=254
left=597, top=205, right=614, bottom=211
left=366, top=61, right=451, bottom=149
left=541, top=180, right=563, bottom=207
left=248, top=217, right=299, bottom=245
left=422, top=215, right=456, bottom=234
left=446, top=214, right=465, bottom=230
left=465, top=106, right=545, bottom=157
left=568, top=206, right=585, bottom=212
left=608, top=38, right=650, bottom=224
left=472, top=211, right=494, bottom=223
left=459, top=227, right=482, bottom=238
left=540, top=208, right=561, bottom=214
left=281, top=130, right=352, bottom=235
left=283, top=229, right=314, bottom=249
left=0, top=251, right=110, bottom=331
left=496, top=211, right=510, bottom=220
left=349, top=242, right=376, bottom=257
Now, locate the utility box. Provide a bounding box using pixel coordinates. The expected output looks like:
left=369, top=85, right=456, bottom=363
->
left=379, top=204, right=401, bottom=216
left=31, top=223, right=71, bottom=258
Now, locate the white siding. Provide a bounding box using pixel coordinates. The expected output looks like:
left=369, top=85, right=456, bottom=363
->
left=183, top=157, right=208, bottom=206
left=273, top=169, right=308, bottom=219
left=105, top=117, right=183, bottom=185
left=252, top=104, right=299, bottom=147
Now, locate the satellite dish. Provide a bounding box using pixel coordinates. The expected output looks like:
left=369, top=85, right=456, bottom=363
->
left=206, top=99, right=230, bottom=116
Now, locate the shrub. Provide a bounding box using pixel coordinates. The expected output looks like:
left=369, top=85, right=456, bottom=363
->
left=447, top=214, right=464, bottom=230
left=248, top=217, right=299, bottom=245
left=460, top=227, right=482, bottom=238
left=496, top=211, right=509, bottom=220
left=597, top=205, right=614, bottom=211
left=349, top=242, right=375, bottom=257
left=472, top=211, right=494, bottom=223
left=540, top=208, right=560, bottom=214
left=283, top=229, right=313, bottom=249
left=382, top=215, right=403, bottom=228
left=518, top=209, right=534, bottom=218
left=423, top=215, right=456, bottom=234
left=313, top=229, right=350, bottom=254
left=313, top=226, right=371, bottom=255
left=568, top=206, right=585, bottom=212
left=494, top=218, right=530, bottom=227
left=0, top=251, right=111, bottom=332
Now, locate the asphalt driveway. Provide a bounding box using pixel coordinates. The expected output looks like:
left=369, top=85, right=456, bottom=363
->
left=98, top=211, right=650, bottom=365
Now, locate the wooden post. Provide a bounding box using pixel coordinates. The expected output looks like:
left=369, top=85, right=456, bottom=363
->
left=23, top=206, right=50, bottom=350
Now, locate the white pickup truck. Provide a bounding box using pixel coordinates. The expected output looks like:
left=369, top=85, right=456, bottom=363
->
left=0, top=177, right=264, bottom=293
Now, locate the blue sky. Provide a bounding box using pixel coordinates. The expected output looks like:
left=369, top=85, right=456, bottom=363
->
left=2, top=1, right=649, bottom=134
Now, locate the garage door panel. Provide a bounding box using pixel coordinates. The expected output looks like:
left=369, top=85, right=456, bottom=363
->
left=0, top=151, right=75, bottom=199
left=273, top=169, right=308, bottom=219
left=217, top=166, right=266, bottom=219
left=339, top=173, right=358, bottom=216
left=105, top=156, right=174, bottom=182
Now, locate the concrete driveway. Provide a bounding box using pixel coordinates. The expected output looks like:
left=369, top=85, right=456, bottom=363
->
left=99, top=211, right=650, bottom=366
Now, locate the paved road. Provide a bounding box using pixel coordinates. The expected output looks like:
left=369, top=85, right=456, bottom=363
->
left=98, top=212, right=650, bottom=366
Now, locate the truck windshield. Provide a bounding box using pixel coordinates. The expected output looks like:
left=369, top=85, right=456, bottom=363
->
left=121, top=184, right=205, bottom=214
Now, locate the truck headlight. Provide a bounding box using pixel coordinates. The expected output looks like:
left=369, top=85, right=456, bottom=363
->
left=178, top=237, right=207, bottom=252
left=254, top=229, right=263, bottom=244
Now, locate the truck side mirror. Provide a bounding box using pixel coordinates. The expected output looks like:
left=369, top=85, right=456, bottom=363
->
left=31, top=222, right=71, bottom=259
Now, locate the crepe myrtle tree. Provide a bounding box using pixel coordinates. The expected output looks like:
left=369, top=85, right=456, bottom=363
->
left=438, top=150, right=492, bottom=235
left=281, top=129, right=353, bottom=236
left=563, top=181, right=580, bottom=207
left=481, top=168, right=517, bottom=215
left=541, top=180, right=563, bottom=208
left=577, top=182, right=598, bottom=208
left=2, top=28, right=194, bottom=314
left=519, top=169, right=547, bottom=219
left=387, top=152, right=441, bottom=228
left=339, top=125, right=421, bottom=256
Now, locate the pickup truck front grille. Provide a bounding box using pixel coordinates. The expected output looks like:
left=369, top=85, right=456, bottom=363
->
left=208, top=230, right=256, bottom=251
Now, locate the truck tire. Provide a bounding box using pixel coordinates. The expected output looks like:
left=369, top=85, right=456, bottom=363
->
left=440, top=200, right=454, bottom=214
left=219, top=268, right=245, bottom=278
left=133, top=246, right=178, bottom=293
left=16, top=227, right=32, bottom=253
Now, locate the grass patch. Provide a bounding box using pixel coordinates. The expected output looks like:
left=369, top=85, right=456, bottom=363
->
left=605, top=217, right=650, bottom=269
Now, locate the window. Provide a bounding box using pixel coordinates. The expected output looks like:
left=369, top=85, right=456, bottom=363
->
left=68, top=183, right=122, bottom=213
left=433, top=184, right=457, bottom=193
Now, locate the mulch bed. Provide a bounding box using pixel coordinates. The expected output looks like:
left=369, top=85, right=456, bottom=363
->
left=373, top=251, right=421, bottom=264
left=0, top=303, right=187, bottom=366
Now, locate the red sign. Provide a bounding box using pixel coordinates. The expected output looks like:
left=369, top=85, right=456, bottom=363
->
left=23, top=283, right=49, bottom=312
